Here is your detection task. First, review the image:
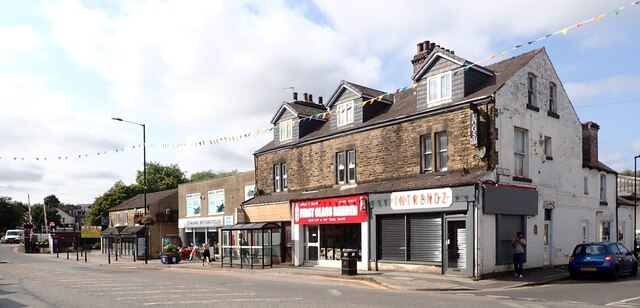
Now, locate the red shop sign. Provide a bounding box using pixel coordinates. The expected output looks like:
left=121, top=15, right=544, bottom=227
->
left=293, top=194, right=368, bottom=225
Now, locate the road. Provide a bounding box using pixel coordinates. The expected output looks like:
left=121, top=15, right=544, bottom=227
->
left=0, top=244, right=632, bottom=307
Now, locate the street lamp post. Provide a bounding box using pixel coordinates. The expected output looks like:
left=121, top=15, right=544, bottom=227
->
left=635, top=155, right=640, bottom=252
left=112, top=117, right=148, bottom=264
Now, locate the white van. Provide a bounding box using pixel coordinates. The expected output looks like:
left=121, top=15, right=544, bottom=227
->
left=1, top=229, right=24, bottom=244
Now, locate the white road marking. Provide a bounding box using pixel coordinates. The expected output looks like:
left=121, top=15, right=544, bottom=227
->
left=486, top=295, right=510, bottom=299
left=142, top=297, right=302, bottom=306
left=563, top=301, right=587, bottom=305
left=116, top=293, right=255, bottom=300
left=607, top=296, right=640, bottom=306
left=95, top=289, right=215, bottom=295
left=329, top=289, right=342, bottom=296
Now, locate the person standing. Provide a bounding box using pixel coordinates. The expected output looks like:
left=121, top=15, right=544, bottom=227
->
left=202, top=241, right=211, bottom=266
left=512, top=231, right=527, bottom=278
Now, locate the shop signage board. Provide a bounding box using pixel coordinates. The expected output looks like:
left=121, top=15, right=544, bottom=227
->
left=390, top=187, right=453, bottom=210
left=293, top=194, right=368, bottom=225
left=178, top=216, right=224, bottom=228
left=81, top=226, right=102, bottom=238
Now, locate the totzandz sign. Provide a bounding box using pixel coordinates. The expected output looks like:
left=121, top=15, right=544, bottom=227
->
left=390, top=188, right=453, bottom=210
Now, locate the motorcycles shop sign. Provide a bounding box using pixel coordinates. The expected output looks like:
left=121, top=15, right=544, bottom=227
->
left=293, top=194, right=368, bottom=225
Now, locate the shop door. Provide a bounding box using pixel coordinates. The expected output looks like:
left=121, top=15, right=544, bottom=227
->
left=543, top=221, right=551, bottom=266
left=444, top=219, right=466, bottom=274
left=305, top=225, right=319, bottom=264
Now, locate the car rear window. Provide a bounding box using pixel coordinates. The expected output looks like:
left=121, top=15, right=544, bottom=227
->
left=574, top=244, right=607, bottom=255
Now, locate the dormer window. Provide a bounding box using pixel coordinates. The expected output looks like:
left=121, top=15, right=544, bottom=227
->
left=279, top=119, right=293, bottom=141
left=427, top=72, right=452, bottom=103
left=337, top=101, right=354, bottom=127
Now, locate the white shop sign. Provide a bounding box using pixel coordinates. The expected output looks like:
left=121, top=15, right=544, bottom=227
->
left=390, top=187, right=453, bottom=210
left=179, top=216, right=224, bottom=229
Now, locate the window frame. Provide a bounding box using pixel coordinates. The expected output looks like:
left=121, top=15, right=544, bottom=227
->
left=337, top=101, right=355, bottom=127
left=336, top=152, right=346, bottom=184
left=347, top=150, right=356, bottom=183
left=527, top=73, right=537, bottom=107
left=426, top=71, right=452, bottom=104
left=514, top=128, right=528, bottom=178
left=279, top=119, right=293, bottom=141
left=548, top=82, right=557, bottom=113
left=600, top=174, right=607, bottom=202
left=421, top=135, right=433, bottom=172
left=116, top=212, right=120, bottom=225
left=281, top=163, right=288, bottom=191
left=584, top=176, right=589, bottom=195
left=274, top=164, right=281, bottom=192
left=544, top=136, right=553, bottom=159
left=435, top=131, right=448, bottom=172
left=124, top=212, right=128, bottom=225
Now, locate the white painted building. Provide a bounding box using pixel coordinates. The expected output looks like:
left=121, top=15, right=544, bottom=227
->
left=477, top=49, right=618, bottom=275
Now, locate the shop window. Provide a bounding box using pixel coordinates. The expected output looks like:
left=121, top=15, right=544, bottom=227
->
left=335, top=150, right=355, bottom=184
left=318, top=223, right=361, bottom=261
left=377, top=214, right=441, bottom=263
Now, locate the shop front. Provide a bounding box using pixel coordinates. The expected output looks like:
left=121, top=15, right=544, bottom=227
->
left=369, top=186, right=475, bottom=276
left=178, top=215, right=233, bottom=254
left=292, top=194, right=369, bottom=269
left=242, top=202, right=292, bottom=264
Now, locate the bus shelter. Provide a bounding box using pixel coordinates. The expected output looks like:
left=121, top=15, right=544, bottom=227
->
left=221, top=223, right=280, bottom=269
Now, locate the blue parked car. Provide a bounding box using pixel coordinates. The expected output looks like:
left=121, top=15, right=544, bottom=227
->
left=568, top=242, right=638, bottom=280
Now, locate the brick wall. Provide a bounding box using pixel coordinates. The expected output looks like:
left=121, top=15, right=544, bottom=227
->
left=256, top=106, right=493, bottom=194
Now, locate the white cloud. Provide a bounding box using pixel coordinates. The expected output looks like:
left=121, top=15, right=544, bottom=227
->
left=0, top=25, right=42, bottom=64
left=565, top=74, right=640, bottom=106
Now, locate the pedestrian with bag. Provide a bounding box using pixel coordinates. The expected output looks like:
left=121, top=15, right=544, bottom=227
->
left=202, top=241, right=211, bottom=266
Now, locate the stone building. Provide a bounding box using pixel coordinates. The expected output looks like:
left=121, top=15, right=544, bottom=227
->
left=245, top=40, right=618, bottom=278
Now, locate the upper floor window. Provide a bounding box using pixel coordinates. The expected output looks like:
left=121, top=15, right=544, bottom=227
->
left=124, top=212, right=128, bottom=225
left=584, top=176, right=589, bottom=194
left=116, top=212, right=120, bottom=225
left=548, top=82, right=557, bottom=113
left=527, top=73, right=537, bottom=107
left=274, top=165, right=281, bottom=192
left=208, top=189, right=225, bottom=214
left=279, top=119, right=293, bottom=141
left=186, top=193, right=202, bottom=216
left=421, top=131, right=448, bottom=172
left=274, top=163, right=287, bottom=192
left=600, top=174, right=607, bottom=202
left=544, top=136, right=552, bottom=159
left=514, top=128, right=528, bottom=177
left=427, top=72, right=452, bottom=103
left=337, top=101, right=354, bottom=127
left=336, top=150, right=356, bottom=184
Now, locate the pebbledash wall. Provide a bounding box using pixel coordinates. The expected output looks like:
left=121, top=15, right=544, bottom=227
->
left=475, top=51, right=618, bottom=275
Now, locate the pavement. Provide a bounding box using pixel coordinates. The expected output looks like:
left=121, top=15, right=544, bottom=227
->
left=10, top=245, right=569, bottom=292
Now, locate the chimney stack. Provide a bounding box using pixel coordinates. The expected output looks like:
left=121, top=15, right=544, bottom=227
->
left=581, top=121, right=600, bottom=167
left=293, top=92, right=298, bottom=101
left=411, top=40, right=453, bottom=74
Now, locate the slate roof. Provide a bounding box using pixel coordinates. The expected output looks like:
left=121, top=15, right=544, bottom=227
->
left=244, top=166, right=489, bottom=205
left=256, top=48, right=542, bottom=155
left=109, top=189, right=178, bottom=211
left=287, top=101, right=327, bottom=117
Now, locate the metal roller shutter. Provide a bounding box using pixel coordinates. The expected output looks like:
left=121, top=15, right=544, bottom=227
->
left=378, top=215, right=406, bottom=261
left=408, top=214, right=442, bottom=262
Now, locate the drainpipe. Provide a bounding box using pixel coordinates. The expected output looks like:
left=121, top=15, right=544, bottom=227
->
left=473, top=183, right=480, bottom=280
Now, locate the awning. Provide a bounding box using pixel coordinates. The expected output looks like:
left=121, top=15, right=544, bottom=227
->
left=119, top=226, right=146, bottom=237
left=221, top=222, right=280, bottom=231
left=100, top=226, right=126, bottom=237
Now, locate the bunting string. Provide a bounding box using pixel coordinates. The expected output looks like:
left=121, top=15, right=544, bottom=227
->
left=2, top=1, right=638, bottom=163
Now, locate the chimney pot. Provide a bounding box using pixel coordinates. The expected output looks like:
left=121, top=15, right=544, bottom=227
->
left=303, top=93, right=308, bottom=101
left=309, top=94, right=313, bottom=102
left=319, top=96, right=323, bottom=105
left=430, top=42, right=436, bottom=50
left=293, top=92, right=298, bottom=100
left=417, top=43, right=424, bottom=53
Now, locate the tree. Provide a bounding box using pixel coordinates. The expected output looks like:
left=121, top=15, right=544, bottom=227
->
left=190, top=169, right=238, bottom=182
left=621, top=170, right=639, bottom=176
left=44, top=195, right=61, bottom=208
left=0, top=196, right=28, bottom=230
left=85, top=181, right=142, bottom=226
left=136, top=162, right=188, bottom=192
left=30, top=204, right=62, bottom=232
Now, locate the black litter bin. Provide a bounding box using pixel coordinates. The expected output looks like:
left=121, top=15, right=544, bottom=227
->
left=341, top=249, right=357, bottom=275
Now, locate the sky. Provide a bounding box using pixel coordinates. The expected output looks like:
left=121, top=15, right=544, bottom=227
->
left=1, top=0, right=639, bottom=205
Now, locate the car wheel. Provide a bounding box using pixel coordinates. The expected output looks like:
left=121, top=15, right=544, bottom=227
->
left=631, top=263, right=638, bottom=277
left=611, top=267, right=619, bottom=281
left=569, top=271, right=578, bottom=279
